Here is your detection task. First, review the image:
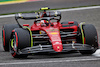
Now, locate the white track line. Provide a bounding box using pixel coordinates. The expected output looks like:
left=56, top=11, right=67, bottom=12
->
left=0, top=14, right=15, bottom=18
left=0, top=58, right=100, bottom=66
left=0, top=6, right=100, bottom=18
left=57, top=6, right=100, bottom=12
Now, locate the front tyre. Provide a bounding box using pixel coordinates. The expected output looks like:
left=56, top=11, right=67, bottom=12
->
left=10, top=28, right=31, bottom=58
left=79, top=24, right=99, bottom=55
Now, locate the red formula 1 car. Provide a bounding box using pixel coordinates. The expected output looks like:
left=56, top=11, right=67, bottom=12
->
left=2, top=7, right=99, bottom=58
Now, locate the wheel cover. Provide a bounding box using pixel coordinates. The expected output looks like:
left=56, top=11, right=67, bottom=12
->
left=11, top=38, right=16, bottom=51
left=11, top=32, right=18, bottom=51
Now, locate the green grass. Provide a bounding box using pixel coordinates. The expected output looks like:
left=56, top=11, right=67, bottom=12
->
left=0, top=5, right=100, bottom=15
left=0, top=0, right=22, bottom=2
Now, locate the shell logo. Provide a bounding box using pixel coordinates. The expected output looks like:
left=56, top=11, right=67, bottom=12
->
left=50, top=32, right=58, bottom=35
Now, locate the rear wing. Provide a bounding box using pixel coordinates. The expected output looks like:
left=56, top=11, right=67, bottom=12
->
left=15, top=11, right=61, bottom=20
left=39, top=11, right=61, bottom=17
left=15, top=13, right=40, bottom=20
left=15, top=11, right=61, bottom=27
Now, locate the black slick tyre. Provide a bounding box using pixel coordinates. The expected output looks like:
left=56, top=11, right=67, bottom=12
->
left=79, top=24, right=99, bottom=55
left=10, top=28, right=31, bottom=58
left=2, top=24, right=19, bottom=51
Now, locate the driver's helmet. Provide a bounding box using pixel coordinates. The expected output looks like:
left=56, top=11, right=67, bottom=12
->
left=40, top=20, right=49, bottom=27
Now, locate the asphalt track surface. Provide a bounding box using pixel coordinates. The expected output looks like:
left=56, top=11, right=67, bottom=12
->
left=0, top=0, right=100, bottom=14
left=0, top=7, right=100, bottom=67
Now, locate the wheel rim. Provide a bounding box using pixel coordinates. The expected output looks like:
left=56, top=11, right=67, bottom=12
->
left=10, top=35, right=17, bottom=57
left=14, top=35, right=17, bottom=51
left=11, top=33, right=18, bottom=51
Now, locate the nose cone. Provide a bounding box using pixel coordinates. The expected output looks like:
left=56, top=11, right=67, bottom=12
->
left=53, top=45, right=63, bottom=52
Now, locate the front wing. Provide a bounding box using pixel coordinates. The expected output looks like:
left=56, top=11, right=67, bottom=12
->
left=16, top=43, right=93, bottom=55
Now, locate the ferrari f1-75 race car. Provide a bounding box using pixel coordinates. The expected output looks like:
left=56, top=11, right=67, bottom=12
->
left=2, top=7, right=99, bottom=58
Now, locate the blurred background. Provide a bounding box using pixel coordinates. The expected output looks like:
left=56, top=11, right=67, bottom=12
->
left=0, top=0, right=100, bottom=14
left=0, top=0, right=42, bottom=5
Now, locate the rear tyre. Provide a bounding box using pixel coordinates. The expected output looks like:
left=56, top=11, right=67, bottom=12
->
left=10, top=28, right=31, bottom=58
left=79, top=24, right=99, bottom=55
left=2, top=24, right=19, bottom=51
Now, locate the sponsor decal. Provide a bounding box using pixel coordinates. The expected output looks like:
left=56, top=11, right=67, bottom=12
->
left=53, top=42, right=62, bottom=45
left=46, top=29, right=59, bottom=32
left=50, top=32, right=58, bottom=35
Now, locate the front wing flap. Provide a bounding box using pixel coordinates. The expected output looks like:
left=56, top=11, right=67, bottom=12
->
left=17, top=43, right=93, bottom=54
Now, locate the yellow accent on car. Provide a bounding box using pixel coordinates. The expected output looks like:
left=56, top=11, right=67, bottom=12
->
left=20, top=13, right=23, bottom=19
left=39, top=31, right=42, bottom=34
left=36, top=16, right=38, bottom=19
left=18, top=13, right=23, bottom=18
left=23, top=26, right=33, bottom=47
left=40, top=7, right=49, bottom=10
left=57, top=46, right=60, bottom=49
left=54, top=11, right=57, bottom=16
left=50, top=32, right=58, bottom=35
left=11, top=39, right=14, bottom=48
left=80, top=22, right=85, bottom=45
